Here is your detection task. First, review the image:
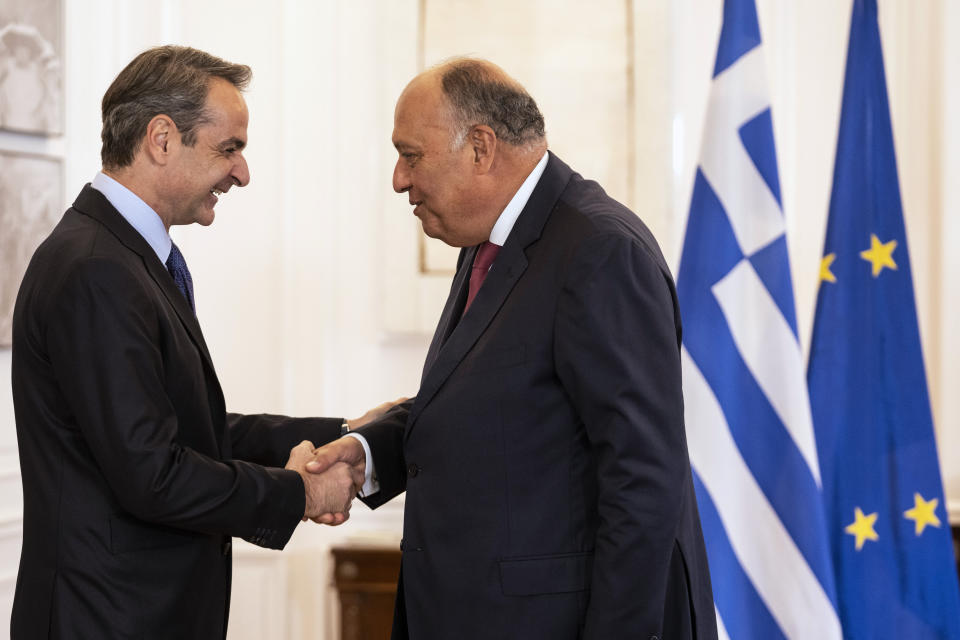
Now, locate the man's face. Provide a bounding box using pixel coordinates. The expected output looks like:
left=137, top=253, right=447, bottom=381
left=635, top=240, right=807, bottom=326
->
left=391, top=79, right=487, bottom=247
left=164, top=77, right=250, bottom=228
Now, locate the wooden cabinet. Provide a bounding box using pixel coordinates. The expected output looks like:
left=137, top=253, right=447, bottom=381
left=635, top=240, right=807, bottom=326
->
left=332, top=546, right=402, bottom=640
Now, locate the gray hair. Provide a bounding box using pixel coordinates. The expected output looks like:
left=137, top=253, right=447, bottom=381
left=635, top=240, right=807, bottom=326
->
left=439, top=59, right=545, bottom=149
left=100, top=45, right=251, bottom=169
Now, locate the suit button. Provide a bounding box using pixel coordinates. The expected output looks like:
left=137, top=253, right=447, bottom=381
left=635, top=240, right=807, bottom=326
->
left=407, top=463, right=420, bottom=477
left=222, top=540, right=232, bottom=556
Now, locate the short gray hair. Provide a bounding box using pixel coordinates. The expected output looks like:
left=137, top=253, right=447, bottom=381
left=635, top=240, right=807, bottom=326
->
left=100, top=45, right=251, bottom=169
left=439, top=59, right=545, bottom=149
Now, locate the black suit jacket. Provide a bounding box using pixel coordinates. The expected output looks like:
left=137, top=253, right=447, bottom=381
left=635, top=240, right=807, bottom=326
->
left=10, top=185, right=342, bottom=639
left=359, top=153, right=717, bottom=640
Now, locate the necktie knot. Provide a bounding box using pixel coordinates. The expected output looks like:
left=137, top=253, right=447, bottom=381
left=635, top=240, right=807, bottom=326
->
left=473, top=241, right=500, bottom=273
left=165, top=242, right=196, bottom=314
left=463, top=241, right=501, bottom=315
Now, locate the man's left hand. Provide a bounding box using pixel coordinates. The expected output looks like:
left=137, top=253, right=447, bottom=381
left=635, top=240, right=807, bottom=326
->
left=346, top=396, right=408, bottom=430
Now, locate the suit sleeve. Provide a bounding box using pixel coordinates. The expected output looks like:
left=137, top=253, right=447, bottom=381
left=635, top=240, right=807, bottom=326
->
left=354, top=399, right=414, bottom=509
left=227, top=412, right=343, bottom=468
left=554, top=233, right=689, bottom=638
left=45, top=257, right=304, bottom=549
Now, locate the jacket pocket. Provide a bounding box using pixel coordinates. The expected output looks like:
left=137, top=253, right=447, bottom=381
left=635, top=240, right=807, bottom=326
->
left=499, top=551, right=593, bottom=596
left=464, top=345, right=526, bottom=376
left=109, top=513, right=197, bottom=554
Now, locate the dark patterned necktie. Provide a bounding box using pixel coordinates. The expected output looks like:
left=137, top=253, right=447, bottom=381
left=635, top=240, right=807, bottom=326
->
left=462, top=241, right=501, bottom=315
left=165, top=242, right=195, bottom=314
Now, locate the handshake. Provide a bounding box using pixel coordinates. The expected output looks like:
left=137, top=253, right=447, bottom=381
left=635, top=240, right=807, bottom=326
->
left=284, top=397, right=405, bottom=525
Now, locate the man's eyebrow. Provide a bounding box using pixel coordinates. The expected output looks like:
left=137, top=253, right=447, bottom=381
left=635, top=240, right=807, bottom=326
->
left=219, top=137, right=246, bottom=151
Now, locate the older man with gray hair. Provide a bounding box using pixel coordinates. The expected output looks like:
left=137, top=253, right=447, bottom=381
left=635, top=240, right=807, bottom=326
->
left=311, top=58, right=718, bottom=640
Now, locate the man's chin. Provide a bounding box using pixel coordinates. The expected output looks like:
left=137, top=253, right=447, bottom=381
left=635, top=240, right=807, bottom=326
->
left=419, top=219, right=442, bottom=240
left=196, top=208, right=216, bottom=226
left=420, top=224, right=439, bottom=239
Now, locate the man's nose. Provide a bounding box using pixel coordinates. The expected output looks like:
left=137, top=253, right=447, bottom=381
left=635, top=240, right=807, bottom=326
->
left=393, top=159, right=410, bottom=194
left=232, top=154, right=250, bottom=187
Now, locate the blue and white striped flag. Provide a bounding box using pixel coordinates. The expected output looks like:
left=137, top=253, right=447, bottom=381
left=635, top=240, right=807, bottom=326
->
left=676, top=1, right=842, bottom=637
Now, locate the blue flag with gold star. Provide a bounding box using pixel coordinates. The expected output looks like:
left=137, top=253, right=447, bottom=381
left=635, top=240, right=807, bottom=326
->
left=807, top=1, right=960, bottom=638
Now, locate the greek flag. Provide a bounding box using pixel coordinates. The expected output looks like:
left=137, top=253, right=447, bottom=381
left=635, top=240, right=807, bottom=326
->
left=808, top=1, right=960, bottom=637
left=676, top=0, right=842, bottom=637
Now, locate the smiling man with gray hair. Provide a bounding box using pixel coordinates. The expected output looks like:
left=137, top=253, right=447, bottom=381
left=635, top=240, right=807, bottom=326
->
left=9, top=45, right=393, bottom=639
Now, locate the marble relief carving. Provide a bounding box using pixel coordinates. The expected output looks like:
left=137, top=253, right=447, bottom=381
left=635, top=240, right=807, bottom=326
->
left=0, top=0, right=62, bottom=135
left=0, top=152, right=61, bottom=346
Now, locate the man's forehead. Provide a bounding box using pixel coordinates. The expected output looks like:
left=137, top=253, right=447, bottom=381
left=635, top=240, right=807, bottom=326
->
left=393, top=118, right=450, bottom=150
left=394, top=83, right=451, bottom=144
left=397, top=73, right=447, bottom=115
left=201, top=85, right=248, bottom=145
left=204, top=80, right=248, bottom=120
left=403, top=70, right=440, bottom=98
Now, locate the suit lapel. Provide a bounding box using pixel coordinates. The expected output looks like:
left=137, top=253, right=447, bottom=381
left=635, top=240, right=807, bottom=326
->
left=71, top=185, right=220, bottom=386
left=421, top=245, right=474, bottom=383
left=407, top=153, right=575, bottom=436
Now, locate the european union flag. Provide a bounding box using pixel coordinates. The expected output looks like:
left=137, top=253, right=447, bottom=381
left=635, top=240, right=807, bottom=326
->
left=677, top=0, right=841, bottom=637
left=807, top=1, right=960, bottom=638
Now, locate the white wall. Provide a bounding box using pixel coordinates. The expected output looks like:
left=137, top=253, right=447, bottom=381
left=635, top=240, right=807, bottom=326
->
left=940, top=0, right=960, bottom=527
left=0, top=0, right=958, bottom=638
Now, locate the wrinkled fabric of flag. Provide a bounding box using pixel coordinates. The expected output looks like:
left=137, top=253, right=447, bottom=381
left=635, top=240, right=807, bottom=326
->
left=677, top=0, right=842, bottom=638
left=807, top=1, right=960, bottom=638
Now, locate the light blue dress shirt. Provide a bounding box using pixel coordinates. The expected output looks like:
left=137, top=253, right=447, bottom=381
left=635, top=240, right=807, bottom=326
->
left=91, top=172, right=172, bottom=265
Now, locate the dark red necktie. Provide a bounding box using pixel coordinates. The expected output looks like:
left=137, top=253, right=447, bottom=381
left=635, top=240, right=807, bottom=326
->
left=463, top=241, right=500, bottom=315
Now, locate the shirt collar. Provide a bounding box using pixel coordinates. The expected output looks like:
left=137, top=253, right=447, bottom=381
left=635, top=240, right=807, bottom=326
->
left=487, top=151, right=549, bottom=246
left=91, top=171, right=172, bottom=264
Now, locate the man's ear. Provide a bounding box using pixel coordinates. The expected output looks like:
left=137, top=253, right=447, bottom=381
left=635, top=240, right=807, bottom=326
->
left=143, top=114, right=177, bottom=165
left=468, top=125, right=497, bottom=174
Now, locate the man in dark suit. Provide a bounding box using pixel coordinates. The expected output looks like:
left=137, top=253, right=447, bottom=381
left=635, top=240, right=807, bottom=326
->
left=10, top=45, right=380, bottom=639
left=310, top=59, right=718, bottom=639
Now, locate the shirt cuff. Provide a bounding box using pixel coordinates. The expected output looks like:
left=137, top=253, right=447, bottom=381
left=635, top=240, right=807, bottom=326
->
left=343, top=432, right=380, bottom=496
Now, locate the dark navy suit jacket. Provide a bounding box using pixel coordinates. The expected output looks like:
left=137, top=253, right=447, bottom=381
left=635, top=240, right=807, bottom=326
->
left=359, top=153, right=718, bottom=640
left=11, top=185, right=342, bottom=639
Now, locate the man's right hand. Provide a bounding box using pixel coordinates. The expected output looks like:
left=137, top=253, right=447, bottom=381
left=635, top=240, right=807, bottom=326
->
left=306, top=435, right=365, bottom=476
left=285, top=440, right=360, bottom=524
